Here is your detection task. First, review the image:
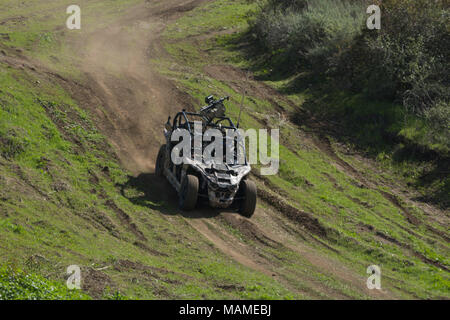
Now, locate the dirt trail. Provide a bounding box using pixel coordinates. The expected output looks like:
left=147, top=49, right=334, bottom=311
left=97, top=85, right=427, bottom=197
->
left=57, top=0, right=399, bottom=299
left=76, top=0, right=203, bottom=174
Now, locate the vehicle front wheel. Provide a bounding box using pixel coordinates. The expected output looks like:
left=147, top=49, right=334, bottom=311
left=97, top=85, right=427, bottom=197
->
left=179, top=174, right=199, bottom=210
left=239, top=180, right=257, bottom=218
left=155, top=145, right=166, bottom=177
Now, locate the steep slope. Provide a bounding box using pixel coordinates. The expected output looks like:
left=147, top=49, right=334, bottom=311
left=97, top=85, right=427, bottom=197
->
left=0, top=0, right=448, bottom=299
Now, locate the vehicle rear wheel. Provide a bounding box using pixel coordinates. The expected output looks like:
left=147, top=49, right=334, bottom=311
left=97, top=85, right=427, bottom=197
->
left=155, top=145, right=166, bottom=177
left=239, top=180, right=257, bottom=218
left=179, top=174, right=199, bottom=210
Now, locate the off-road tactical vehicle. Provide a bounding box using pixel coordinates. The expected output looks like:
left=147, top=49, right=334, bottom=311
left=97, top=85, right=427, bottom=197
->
left=155, top=96, right=257, bottom=217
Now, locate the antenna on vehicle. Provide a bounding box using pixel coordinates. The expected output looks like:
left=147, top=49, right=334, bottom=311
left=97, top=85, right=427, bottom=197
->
left=236, top=71, right=250, bottom=129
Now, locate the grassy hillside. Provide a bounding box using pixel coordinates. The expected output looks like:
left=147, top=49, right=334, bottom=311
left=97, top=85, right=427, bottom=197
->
left=0, top=0, right=448, bottom=300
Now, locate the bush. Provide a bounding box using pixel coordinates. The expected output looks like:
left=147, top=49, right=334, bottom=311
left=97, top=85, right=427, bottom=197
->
left=335, top=0, right=449, bottom=113
left=423, top=101, right=450, bottom=151
left=332, top=0, right=449, bottom=152
left=252, top=0, right=449, bottom=154
left=251, top=0, right=367, bottom=72
left=0, top=266, right=90, bottom=300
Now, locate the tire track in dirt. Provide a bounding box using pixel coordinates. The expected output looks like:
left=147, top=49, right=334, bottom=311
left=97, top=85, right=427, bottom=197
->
left=189, top=208, right=395, bottom=299
left=247, top=208, right=396, bottom=300
left=314, top=136, right=450, bottom=245
left=186, top=218, right=271, bottom=275
left=105, top=200, right=147, bottom=241
left=185, top=215, right=343, bottom=299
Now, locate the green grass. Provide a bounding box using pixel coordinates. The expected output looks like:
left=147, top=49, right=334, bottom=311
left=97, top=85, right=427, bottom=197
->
left=0, top=266, right=91, bottom=300
left=163, top=0, right=254, bottom=40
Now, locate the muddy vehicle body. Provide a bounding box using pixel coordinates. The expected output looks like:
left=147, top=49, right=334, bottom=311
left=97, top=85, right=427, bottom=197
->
left=155, top=96, right=257, bottom=217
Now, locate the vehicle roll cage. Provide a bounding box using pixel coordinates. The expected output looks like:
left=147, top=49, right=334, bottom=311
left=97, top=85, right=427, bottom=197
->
left=173, top=110, right=237, bottom=134
left=170, top=110, right=248, bottom=165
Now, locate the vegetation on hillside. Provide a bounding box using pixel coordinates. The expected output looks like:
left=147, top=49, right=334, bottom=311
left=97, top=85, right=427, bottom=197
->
left=249, top=0, right=449, bottom=207
left=0, top=266, right=91, bottom=300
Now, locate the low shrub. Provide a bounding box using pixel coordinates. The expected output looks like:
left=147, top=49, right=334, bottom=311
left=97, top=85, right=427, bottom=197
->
left=0, top=266, right=90, bottom=300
